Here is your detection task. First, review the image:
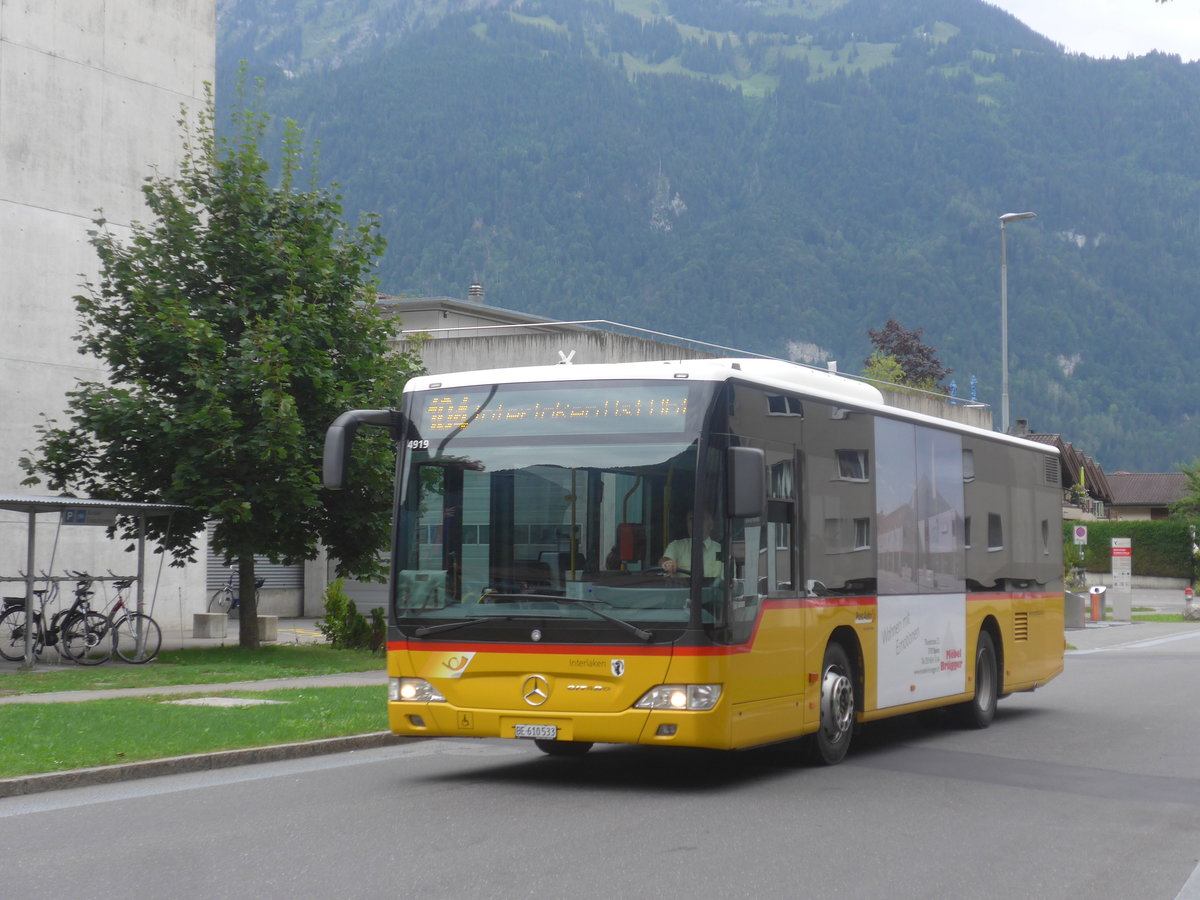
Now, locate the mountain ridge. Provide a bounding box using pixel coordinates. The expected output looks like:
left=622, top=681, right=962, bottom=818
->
left=214, top=0, right=1200, bottom=471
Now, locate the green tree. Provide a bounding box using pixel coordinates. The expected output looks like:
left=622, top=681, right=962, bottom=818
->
left=1171, top=461, right=1200, bottom=520
left=864, top=319, right=950, bottom=392
left=21, top=82, right=421, bottom=648
left=861, top=351, right=907, bottom=389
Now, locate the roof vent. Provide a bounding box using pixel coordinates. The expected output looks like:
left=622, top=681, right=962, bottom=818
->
left=467, top=283, right=484, bottom=303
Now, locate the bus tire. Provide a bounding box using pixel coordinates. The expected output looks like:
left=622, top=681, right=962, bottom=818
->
left=806, top=642, right=855, bottom=765
left=534, top=740, right=593, bottom=757
left=957, top=630, right=998, bottom=729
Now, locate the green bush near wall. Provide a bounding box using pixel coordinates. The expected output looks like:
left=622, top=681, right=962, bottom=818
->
left=1063, top=519, right=1197, bottom=579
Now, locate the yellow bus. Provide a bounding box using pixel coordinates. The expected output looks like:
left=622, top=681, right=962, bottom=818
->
left=324, top=357, right=1064, bottom=763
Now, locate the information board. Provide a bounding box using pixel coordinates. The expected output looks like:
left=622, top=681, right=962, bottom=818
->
left=1111, top=538, right=1132, bottom=593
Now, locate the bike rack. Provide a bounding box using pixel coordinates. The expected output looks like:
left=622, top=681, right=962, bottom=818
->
left=0, top=495, right=186, bottom=668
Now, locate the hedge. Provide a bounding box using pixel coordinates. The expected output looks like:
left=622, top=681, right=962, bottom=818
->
left=1062, top=519, right=1197, bottom=579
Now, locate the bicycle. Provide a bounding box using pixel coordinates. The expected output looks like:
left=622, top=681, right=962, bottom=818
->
left=0, top=573, right=112, bottom=665
left=58, top=573, right=114, bottom=665
left=208, top=569, right=265, bottom=615
left=0, top=576, right=56, bottom=662
left=104, top=575, right=161, bottom=664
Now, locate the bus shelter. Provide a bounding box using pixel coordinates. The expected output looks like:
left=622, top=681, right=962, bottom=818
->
left=0, top=495, right=188, bottom=668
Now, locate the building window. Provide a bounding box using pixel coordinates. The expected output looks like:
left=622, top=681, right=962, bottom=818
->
left=853, top=518, right=870, bottom=550
left=770, top=460, right=795, bottom=499
left=775, top=522, right=792, bottom=551
left=987, top=513, right=1004, bottom=551
left=836, top=449, right=869, bottom=481
left=767, top=394, right=804, bottom=416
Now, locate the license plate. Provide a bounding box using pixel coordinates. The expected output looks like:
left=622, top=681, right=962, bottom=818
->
left=514, top=723, right=557, bottom=740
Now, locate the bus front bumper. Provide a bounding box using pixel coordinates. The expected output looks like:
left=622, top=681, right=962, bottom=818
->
left=388, top=701, right=734, bottom=749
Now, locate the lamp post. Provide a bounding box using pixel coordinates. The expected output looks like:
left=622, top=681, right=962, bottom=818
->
left=999, top=211, right=1037, bottom=434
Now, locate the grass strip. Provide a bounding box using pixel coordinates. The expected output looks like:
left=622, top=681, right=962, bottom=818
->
left=0, top=645, right=381, bottom=696
left=0, top=685, right=386, bottom=778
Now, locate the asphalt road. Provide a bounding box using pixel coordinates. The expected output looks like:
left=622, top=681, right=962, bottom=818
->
left=3, top=621, right=1199, bottom=900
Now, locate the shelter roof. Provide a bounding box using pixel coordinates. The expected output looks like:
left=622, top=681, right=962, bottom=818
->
left=0, top=495, right=187, bottom=516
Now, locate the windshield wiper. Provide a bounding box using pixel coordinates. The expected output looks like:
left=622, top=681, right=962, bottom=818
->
left=412, top=614, right=527, bottom=637
left=411, top=596, right=654, bottom=642
left=508, top=593, right=655, bottom=642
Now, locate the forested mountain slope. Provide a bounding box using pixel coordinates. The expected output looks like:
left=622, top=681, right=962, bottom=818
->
left=216, top=0, right=1200, bottom=470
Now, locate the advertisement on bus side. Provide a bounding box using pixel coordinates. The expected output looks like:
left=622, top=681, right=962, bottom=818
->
left=876, top=594, right=967, bottom=708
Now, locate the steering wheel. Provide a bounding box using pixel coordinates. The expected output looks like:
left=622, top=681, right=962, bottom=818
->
left=648, top=565, right=690, bottom=579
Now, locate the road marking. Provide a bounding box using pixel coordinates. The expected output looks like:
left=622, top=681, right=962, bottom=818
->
left=1067, top=629, right=1200, bottom=654
left=1126, top=631, right=1200, bottom=648
left=0, top=744, right=419, bottom=817
left=1177, top=859, right=1200, bottom=900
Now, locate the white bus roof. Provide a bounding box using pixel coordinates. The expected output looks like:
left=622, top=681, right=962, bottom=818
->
left=405, top=358, right=1056, bottom=454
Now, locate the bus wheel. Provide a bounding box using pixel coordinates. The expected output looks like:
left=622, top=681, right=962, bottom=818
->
left=957, top=630, right=998, bottom=729
left=807, top=642, right=855, bottom=765
left=534, top=740, right=593, bottom=757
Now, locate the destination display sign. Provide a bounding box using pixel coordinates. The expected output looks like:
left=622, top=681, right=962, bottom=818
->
left=412, top=383, right=696, bottom=439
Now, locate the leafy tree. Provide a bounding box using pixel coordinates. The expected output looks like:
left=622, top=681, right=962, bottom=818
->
left=861, top=351, right=906, bottom=389
left=1171, top=461, right=1200, bottom=520
left=20, top=82, right=421, bottom=648
left=864, top=319, right=951, bottom=392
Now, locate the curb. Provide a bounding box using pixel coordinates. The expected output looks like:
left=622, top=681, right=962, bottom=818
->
left=0, top=731, right=416, bottom=799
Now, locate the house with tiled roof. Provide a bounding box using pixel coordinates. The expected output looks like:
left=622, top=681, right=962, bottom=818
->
left=1106, top=472, right=1188, bottom=520
left=1015, top=423, right=1113, bottom=520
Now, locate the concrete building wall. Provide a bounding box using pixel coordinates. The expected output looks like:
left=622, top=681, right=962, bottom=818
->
left=879, top=391, right=993, bottom=431
left=0, top=1, right=215, bottom=627
left=386, top=296, right=568, bottom=337
left=397, top=330, right=720, bottom=374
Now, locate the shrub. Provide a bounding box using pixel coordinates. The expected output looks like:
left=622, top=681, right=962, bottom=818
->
left=1062, top=519, right=1198, bottom=580
left=319, top=579, right=386, bottom=652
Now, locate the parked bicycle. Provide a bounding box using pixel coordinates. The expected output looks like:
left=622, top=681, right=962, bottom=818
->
left=0, top=572, right=112, bottom=664
left=208, top=569, right=265, bottom=615
left=0, top=576, right=56, bottom=662
left=104, top=574, right=161, bottom=664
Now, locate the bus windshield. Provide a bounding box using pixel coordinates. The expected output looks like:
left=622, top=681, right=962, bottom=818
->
left=392, top=380, right=724, bottom=641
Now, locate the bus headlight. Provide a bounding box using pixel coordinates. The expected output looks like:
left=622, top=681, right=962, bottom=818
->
left=634, top=684, right=722, bottom=711
left=390, top=677, right=446, bottom=703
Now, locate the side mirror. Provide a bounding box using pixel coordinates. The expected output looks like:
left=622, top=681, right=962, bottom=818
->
left=727, top=446, right=766, bottom=519
left=323, top=409, right=405, bottom=490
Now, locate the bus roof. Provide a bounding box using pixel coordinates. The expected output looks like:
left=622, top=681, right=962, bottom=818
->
left=404, top=358, right=1057, bottom=454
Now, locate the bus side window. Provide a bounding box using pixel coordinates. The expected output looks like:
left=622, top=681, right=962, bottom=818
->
left=753, top=458, right=796, bottom=596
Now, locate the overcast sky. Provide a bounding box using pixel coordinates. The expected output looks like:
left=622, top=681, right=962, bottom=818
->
left=987, top=0, right=1200, bottom=61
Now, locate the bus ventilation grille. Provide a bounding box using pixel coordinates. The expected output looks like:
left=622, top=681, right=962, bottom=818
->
left=1013, top=612, right=1030, bottom=642
left=1043, top=456, right=1060, bottom=487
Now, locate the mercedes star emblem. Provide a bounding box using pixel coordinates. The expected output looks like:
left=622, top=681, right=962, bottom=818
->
left=522, top=675, right=550, bottom=706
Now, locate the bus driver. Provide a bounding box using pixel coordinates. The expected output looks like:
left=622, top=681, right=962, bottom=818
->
left=659, top=512, right=723, bottom=578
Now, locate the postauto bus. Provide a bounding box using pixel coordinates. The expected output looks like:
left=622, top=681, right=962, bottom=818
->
left=323, top=358, right=1063, bottom=763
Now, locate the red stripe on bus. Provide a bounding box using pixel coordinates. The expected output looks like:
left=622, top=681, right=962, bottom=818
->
left=388, top=640, right=674, bottom=655
left=387, top=591, right=1060, bottom=656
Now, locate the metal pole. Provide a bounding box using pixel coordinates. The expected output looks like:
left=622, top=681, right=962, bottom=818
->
left=998, top=211, right=1036, bottom=434
left=135, top=514, right=147, bottom=658
left=23, top=510, right=35, bottom=668
left=1000, top=221, right=1009, bottom=434
left=136, top=514, right=146, bottom=616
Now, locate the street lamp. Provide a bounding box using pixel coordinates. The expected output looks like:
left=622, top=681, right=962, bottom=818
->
left=999, top=211, right=1037, bottom=434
